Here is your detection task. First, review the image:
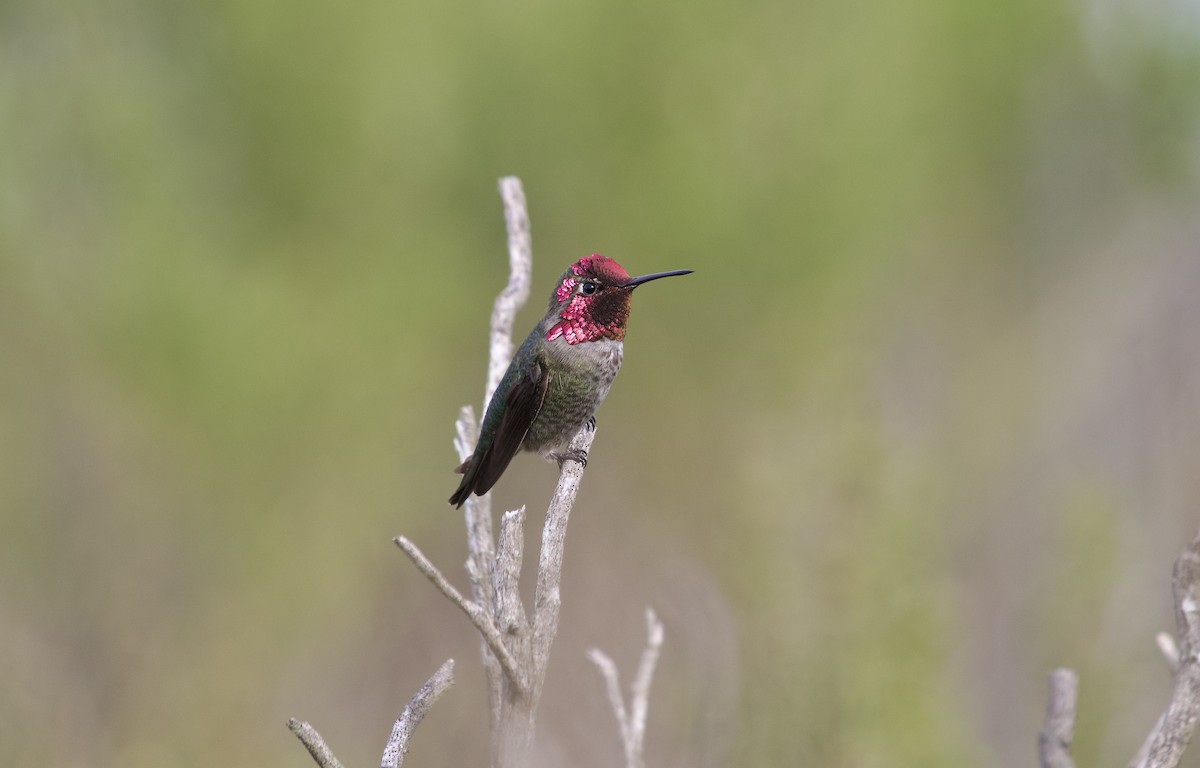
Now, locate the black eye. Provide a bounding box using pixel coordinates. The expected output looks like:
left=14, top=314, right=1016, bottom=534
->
left=580, top=282, right=599, bottom=295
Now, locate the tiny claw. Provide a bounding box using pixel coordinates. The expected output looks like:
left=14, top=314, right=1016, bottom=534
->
left=553, top=449, right=589, bottom=470
left=586, top=416, right=597, bottom=431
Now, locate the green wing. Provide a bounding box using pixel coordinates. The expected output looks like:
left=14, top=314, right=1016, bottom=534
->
left=448, top=357, right=550, bottom=506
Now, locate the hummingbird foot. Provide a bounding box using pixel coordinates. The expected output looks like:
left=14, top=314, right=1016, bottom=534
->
left=552, top=448, right=589, bottom=470
left=586, top=416, right=597, bottom=431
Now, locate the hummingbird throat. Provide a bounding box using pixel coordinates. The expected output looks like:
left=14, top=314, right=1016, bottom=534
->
left=545, top=287, right=628, bottom=345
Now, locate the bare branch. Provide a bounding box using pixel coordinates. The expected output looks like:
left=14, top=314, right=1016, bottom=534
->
left=588, top=651, right=628, bottom=744
left=488, top=176, right=533, bottom=409
left=495, top=507, right=528, bottom=635
left=380, top=659, right=456, bottom=768
left=394, top=535, right=476, bottom=615
left=394, top=535, right=528, bottom=695
left=462, top=176, right=535, bottom=740
left=454, top=410, right=494, bottom=619
left=629, top=609, right=664, bottom=756
left=1133, top=714, right=1170, bottom=768
left=1139, top=530, right=1200, bottom=768
left=453, top=405, right=478, bottom=464
left=588, top=607, right=665, bottom=768
left=1038, top=669, right=1078, bottom=768
left=461, top=487, right=498, bottom=627
left=1130, top=634, right=1188, bottom=768
left=287, top=719, right=346, bottom=768
left=455, top=405, right=497, bottom=619
left=532, top=425, right=597, bottom=682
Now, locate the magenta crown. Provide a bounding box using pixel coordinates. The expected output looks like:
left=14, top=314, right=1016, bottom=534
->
left=571, top=254, right=630, bottom=284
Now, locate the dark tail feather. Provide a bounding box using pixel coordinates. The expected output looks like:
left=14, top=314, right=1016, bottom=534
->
left=448, top=454, right=478, bottom=507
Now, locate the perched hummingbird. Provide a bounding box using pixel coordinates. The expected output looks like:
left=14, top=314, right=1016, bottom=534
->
left=449, top=254, right=691, bottom=507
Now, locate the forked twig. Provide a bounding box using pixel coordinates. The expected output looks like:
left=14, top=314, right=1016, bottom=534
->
left=394, top=535, right=528, bottom=695
left=588, top=608, right=665, bottom=768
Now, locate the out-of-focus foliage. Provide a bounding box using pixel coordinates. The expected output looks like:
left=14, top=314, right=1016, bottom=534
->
left=3, top=0, right=1200, bottom=766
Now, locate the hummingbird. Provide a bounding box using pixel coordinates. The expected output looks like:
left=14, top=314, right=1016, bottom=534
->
left=449, top=254, right=692, bottom=507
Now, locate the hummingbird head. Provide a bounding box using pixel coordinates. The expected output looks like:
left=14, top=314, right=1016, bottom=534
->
left=545, top=254, right=692, bottom=345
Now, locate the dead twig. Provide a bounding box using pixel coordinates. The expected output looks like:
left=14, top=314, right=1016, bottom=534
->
left=588, top=608, right=665, bottom=768
left=1038, top=669, right=1078, bottom=768
left=394, top=536, right=528, bottom=695
left=287, top=719, right=345, bottom=768
left=380, top=659, right=456, bottom=768
left=1040, top=530, right=1200, bottom=768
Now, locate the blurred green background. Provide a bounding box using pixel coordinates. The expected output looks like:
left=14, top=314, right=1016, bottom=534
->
left=4, top=0, right=1200, bottom=765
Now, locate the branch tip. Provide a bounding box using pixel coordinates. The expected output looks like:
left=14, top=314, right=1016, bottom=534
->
left=381, top=659, right=457, bottom=768
left=1158, top=632, right=1182, bottom=674
left=288, top=718, right=346, bottom=768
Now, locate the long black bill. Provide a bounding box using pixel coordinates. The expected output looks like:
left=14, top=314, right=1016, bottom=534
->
left=622, top=269, right=693, bottom=288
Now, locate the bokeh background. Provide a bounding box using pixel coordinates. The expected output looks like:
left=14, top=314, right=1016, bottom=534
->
left=4, top=0, right=1200, bottom=765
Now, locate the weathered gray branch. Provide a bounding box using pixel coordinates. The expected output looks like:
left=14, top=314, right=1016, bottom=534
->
left=381, top=659, right=456, bottom=768
left=393, top=535, right=528, bottom=695
left=629, top=610, right=664, bottom=755
left=287, top=719, right=345, bottom=768
left=495, top=507, right=528, bottom=636
left=1138, top=530, right=1200, bottom=768
left=1038, top=669, right=1078, bottom=768
left=289, top=661, right=454, bottom=768
left=532, top=425, right=597, bottom=682
left=453, top=403, right=505, bottom=731
left=1132, top=714, right=1169, bottom=768
left=396, top=176, right=603, bottom=766
left=588, top=608, right=665, bottom=768
left=1130, top=634, right=1183, bottom=768
left=454, top=176, right=536, bottom=750
left=1040, top=530, right=1200, bottom=768
left=488, top=177, right=533, bottom=409
left=488, top=423, right=598, bottom=764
